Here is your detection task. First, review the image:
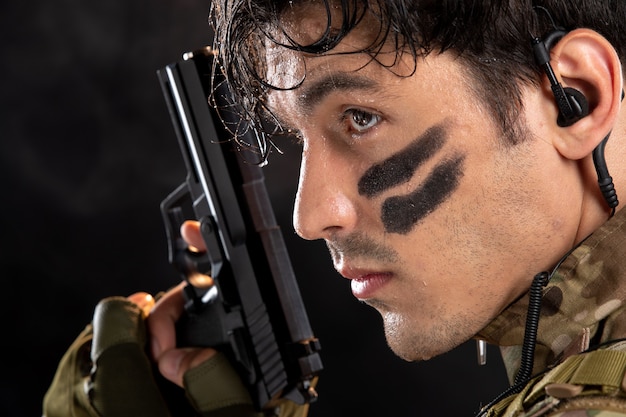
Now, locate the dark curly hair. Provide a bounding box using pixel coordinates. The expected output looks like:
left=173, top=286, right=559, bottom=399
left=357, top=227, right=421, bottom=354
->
left=209, top=0, right=626, bottom=160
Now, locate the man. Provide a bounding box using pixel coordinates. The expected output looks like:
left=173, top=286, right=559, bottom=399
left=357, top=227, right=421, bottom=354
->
left=44, top=0, right=626, bottom=416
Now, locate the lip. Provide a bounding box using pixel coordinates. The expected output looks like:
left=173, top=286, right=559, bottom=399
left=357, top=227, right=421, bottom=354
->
left=339, top=266, right=393, bottom=300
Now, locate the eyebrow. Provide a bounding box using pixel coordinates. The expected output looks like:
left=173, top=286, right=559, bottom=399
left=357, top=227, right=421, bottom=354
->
left=297, top=72, right=382, bottom=113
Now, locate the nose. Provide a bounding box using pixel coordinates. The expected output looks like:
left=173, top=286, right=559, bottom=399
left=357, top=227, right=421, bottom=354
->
left=292, top=138, right=359, bottom=241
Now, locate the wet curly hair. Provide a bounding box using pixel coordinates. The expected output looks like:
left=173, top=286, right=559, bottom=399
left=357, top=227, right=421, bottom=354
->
left=209, top=0, right=626, bottom=160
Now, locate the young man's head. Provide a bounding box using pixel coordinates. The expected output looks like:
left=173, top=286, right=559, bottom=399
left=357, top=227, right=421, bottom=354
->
left=210, top=0, right=626, bottom=361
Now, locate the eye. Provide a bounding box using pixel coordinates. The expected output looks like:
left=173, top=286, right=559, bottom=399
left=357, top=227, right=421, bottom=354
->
left=344, top=108, right=381, bottom=134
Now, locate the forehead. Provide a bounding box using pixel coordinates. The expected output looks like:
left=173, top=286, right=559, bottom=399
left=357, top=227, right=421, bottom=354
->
left=263, top=0, right=394, bottom=84
left=264, top=3, right=412, bottom=120
left=278, top=1, right=376, bottom=45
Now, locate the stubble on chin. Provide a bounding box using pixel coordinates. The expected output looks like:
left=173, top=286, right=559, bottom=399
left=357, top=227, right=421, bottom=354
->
left=377, top=306, right=472, bottom=362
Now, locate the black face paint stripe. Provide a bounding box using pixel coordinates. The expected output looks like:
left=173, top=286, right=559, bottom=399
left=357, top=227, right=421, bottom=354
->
left=381, top=154, right=466, bottom=234
left=358, top=123, right=447, bottom=198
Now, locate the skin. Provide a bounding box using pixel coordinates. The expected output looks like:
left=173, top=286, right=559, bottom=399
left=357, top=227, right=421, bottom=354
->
left=273, top=50, right=575, bottom=361
left=141, top=13, right=626, bottom=388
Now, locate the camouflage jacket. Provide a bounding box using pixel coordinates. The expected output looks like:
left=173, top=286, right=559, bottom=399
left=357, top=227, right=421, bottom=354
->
left=477, top=207, right=626, bottom=416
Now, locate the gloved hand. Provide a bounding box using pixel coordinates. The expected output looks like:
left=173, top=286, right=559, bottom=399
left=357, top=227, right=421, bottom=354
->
left=42, top=220, right=313, bottom=417
left=42, top=293, right=172, bottom=417
left=43, top=289, right=310, bottom=417
left=42, top=288, right=262, bottom=417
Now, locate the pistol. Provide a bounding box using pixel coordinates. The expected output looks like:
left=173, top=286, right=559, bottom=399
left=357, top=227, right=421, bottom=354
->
left=157, top=46, right=322, bottom=411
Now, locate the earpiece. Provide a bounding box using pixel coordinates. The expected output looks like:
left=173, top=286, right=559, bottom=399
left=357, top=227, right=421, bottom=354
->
left=532, top=30, right=589, bottom=127
left=531, top=27, right=619, bottom=212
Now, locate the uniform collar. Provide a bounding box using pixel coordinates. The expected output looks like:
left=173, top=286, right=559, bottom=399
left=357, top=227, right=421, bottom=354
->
left=477, top=207, right=626, bottom=383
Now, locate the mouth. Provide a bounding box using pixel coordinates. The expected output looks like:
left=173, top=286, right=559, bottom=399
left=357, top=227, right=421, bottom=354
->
left=338, top=266, right=393, bottom=300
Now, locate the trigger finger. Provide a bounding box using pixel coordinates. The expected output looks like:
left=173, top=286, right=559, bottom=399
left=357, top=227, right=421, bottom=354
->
left=181, top=220, right=205, bottom=252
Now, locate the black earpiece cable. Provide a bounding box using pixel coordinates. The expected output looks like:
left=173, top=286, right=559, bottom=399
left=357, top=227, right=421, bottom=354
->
left=593, top=133, right=619, bottom=215
left=473, top=240, right=584, bottom=417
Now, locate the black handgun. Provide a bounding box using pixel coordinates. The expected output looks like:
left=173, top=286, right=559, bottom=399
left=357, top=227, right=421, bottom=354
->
left=157, top=46, right=322, bottom=411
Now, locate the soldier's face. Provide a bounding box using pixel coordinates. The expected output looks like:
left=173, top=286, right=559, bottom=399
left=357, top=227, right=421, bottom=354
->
left=266, top=6, right=584, bottom=361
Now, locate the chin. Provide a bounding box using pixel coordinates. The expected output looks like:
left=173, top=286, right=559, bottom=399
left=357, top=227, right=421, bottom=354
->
left=385, top=337, right=442, bottom=362
left=381, top=311, right=466, bottom=362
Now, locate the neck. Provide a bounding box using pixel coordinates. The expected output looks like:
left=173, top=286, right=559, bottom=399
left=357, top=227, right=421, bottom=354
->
left=479, top=207, right=626, bottom=382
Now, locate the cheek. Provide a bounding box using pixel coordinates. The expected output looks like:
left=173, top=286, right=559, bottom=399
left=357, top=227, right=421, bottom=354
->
left=380, top=155, right=466, bottom=234
left=355, top=121, right=466, bottom=235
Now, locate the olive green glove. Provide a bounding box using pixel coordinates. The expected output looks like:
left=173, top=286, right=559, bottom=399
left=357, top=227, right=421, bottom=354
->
left=43, top=296, right=171, bottom=417
left=182, top=353, right=313, bottom=417
left=42, top=296, right=312, bottom=417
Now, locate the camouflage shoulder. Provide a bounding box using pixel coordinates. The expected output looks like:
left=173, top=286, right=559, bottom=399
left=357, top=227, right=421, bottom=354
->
left=546, top=401, right=626, bottom=417
left=514, top=392, right=626, bottom=416
left=482, top=344, right=626, bottom=417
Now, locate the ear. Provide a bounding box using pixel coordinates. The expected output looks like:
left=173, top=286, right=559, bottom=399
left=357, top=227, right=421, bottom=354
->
left=542, top=28, right=623, bottom=160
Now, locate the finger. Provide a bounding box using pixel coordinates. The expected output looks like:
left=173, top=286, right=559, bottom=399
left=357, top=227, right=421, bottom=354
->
left=157, top=347, right=217, bottom=387
left=127, top=292, right=155, bottom=318
left=181, top=220, right=205, bottom=252
left=146, top=282, right=186, bottom=360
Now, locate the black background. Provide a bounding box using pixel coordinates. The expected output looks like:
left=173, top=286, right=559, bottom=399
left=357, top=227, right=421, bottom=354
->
left=1, top=1, right=510, bottom=416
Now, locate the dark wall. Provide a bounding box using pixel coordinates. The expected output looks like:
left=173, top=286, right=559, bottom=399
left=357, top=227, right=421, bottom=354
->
left=0, top=1, right=509, bottom=416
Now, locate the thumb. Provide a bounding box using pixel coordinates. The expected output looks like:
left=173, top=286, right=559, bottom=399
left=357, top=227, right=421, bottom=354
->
left=157, top=347, right=217, bottom=387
